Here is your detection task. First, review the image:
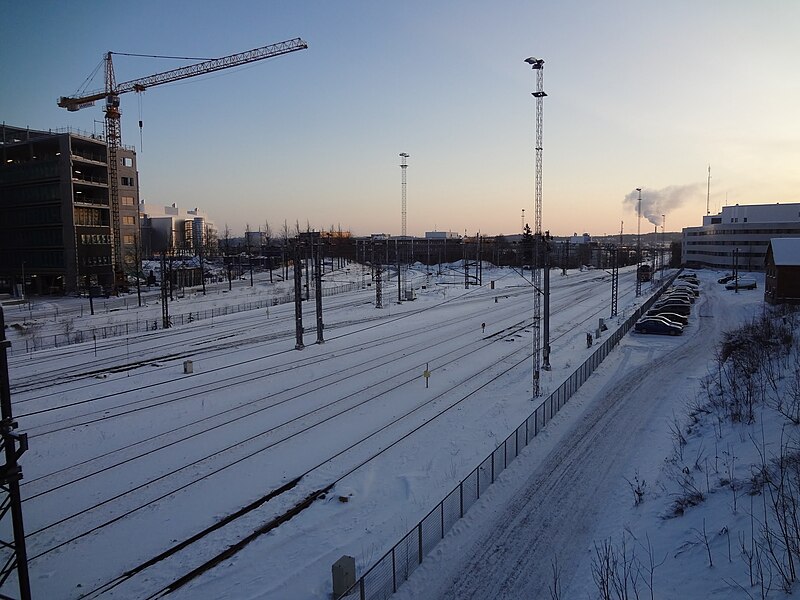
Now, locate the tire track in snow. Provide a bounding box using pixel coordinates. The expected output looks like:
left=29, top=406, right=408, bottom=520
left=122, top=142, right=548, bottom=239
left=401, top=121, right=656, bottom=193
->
left=414, top=284, right=720, bottom=599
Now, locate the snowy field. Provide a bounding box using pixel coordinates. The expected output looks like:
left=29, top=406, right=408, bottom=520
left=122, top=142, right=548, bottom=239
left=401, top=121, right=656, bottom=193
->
left=2, top=263, right=774, bottom=599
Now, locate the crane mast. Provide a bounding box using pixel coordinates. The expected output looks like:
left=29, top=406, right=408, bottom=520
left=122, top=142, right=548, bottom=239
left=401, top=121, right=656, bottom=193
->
left=58, top=37, right=308, bottom=290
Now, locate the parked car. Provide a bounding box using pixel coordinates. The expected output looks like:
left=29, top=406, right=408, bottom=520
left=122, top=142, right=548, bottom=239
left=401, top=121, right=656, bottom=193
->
left=646, top=309, right=689, bottom=326
left=717, top=274, right=735, bottom=284
left=651, top=302, right=691, bottom=316
left=635, top=317, right=683, bottom=336
left=664, top=291, right=695, bottom=303
left=725, top=277, right=757, bottom=290
left=655, top=296, right=692, bottom=307
left=672, top=285, right=700, bottom=297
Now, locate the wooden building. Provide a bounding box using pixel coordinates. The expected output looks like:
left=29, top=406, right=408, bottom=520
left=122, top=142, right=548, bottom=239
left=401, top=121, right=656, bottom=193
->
left=764, top=238, right=800, bottom=304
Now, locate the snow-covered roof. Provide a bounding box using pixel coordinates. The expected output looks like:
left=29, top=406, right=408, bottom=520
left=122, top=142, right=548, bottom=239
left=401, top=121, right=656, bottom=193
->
left=769, top=237, right=800, bottom=266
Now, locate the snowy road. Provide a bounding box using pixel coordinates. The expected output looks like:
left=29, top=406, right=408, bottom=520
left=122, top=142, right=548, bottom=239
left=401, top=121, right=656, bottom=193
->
left=395, top=274, right=724, bottom=599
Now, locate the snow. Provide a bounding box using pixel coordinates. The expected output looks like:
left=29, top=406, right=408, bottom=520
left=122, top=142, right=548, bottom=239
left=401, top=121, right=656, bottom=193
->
left=1, top=264, right=781, bottom=599
left=768, top=237, right=800, bottom=266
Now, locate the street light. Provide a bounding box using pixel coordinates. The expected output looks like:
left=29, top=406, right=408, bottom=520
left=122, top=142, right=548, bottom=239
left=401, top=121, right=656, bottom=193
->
left=20, top=261, right=26, bottom=300
left=635, top=188, right=642, bottom=297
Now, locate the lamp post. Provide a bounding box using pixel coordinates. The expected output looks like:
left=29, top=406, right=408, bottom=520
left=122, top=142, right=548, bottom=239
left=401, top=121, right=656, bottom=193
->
left=734, top=247, right=740, bottom=293
left=20, top=261, right=26, bottom=300
left=661, top=214, right=665, bottom=273
left=635, top=188, right=642, bottom=297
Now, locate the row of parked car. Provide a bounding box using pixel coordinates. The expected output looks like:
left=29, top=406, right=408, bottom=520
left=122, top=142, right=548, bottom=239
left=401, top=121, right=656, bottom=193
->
left=634, top=272, right=700, bottom=336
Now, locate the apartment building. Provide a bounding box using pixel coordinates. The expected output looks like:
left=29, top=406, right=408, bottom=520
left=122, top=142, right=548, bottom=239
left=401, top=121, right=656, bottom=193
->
left=0, top=123, right=140, bottom=295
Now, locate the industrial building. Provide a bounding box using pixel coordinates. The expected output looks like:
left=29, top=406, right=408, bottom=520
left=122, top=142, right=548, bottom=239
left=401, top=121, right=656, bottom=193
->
left=138, top=203, right=216, bottom=258
left=0, top=123, right=140, bottom=295
left=682, top=203, right=800, bottom=270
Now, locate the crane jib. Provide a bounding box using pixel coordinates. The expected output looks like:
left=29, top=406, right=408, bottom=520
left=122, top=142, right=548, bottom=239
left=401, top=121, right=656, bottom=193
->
left=57, top=37, right=308, bottom=107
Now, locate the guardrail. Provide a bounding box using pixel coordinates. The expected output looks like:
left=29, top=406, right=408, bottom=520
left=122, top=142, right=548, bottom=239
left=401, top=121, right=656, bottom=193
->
left=339, top=271, right=680, bottom=600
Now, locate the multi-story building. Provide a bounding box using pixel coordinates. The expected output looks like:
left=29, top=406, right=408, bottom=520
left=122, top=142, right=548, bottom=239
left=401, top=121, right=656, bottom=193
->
left=0, top=124, right=140, bottom=295
left=682, top=203, right=800, bottom=271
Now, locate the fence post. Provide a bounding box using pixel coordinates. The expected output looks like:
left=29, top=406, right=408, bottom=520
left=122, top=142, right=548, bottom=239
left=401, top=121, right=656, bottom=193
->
left=418, top=522, right=423, bottom=564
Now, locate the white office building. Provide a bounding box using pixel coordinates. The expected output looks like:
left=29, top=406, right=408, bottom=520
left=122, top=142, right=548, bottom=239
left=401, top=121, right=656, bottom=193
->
left=682, top=203, right=800, bottom=270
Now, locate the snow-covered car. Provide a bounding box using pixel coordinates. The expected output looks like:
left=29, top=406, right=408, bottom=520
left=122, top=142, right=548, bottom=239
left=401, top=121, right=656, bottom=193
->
left=717, top=274, right=735, bottom=284
left=635, top=317, right=683, bottom=336
left=645, top=309, right=689, bottom=326
left=725, top=277, right=757, bottom=290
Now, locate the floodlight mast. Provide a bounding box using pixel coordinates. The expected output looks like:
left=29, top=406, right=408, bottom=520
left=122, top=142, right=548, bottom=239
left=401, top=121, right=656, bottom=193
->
left=525, top=56, right=548, bottom=396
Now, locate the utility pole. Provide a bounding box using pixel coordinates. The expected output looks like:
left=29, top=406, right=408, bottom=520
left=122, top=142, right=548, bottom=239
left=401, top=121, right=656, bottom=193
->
left=635, top=188, right=642, bottom=298
left=610, top=244, right=619, bottom=317
left=396, top=239, right=402, bottom=302
left=525, top=55, right=548, bottom=393
left=0, top=308, right=31, bottom=600
left=161, top=252, right=170, bottom=328
left=293, top=240, right=304, bottom=349
left=542, top=231, right=551, bottom=371
left=374, top=241, right=384, bottom=309
left=314, top=242, right=324, bottom=344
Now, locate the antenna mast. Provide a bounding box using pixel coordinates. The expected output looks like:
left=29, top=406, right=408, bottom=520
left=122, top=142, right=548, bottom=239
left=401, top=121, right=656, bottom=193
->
left=706, top=165, right=711, bottom=216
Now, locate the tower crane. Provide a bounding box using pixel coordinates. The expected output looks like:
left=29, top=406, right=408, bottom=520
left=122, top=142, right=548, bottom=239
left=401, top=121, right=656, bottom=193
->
left=58, top=37, right=308, bottom=290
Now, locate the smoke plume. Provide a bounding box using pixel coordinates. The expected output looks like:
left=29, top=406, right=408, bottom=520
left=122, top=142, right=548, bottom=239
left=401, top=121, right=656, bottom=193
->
left=622, top=184, right=701, bottom=227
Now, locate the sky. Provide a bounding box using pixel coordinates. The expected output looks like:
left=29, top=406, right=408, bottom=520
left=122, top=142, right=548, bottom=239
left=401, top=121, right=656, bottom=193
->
left=3, top=1, right=799, bottom=238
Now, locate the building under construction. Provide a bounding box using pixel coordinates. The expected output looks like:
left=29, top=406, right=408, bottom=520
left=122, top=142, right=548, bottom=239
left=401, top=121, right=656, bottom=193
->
left=0, top=123, right=140, bottom=295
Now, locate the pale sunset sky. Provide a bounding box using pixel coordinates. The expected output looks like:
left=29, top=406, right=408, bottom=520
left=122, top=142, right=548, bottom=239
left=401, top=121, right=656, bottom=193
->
left=2, top=1, right=798, bottom=237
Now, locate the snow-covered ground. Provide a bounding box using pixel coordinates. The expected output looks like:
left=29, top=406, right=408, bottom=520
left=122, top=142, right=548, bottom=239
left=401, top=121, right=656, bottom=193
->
left=2, top=264, right=773, bottom=599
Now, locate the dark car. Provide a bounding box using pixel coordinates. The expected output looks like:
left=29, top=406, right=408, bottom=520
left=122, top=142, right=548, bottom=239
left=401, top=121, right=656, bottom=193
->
left=635, top=317, right=683, bottom=336
left=651, top=302, right=690, bottom=316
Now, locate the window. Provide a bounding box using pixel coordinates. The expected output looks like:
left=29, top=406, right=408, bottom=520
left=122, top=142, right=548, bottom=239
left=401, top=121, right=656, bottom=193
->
left=121, top=196, right=135, bottom=206
left=122, top=157, right=133, bottom=167
left=122, top=216, right=135, bottom=225
left=123, top=235, right=134, bottom=245
left=121, top=176, right=134, bottom=186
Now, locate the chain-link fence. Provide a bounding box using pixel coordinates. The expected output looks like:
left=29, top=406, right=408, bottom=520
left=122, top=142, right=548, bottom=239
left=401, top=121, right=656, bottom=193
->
left=339, top=272, right=680, bottom=600
left=12, top=282, right=362, bottom=354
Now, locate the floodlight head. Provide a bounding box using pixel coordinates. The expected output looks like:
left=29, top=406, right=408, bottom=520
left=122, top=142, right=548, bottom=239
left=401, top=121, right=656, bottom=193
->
left=399, top=152, right=409, bottom=158
left=524, top=57, right=544, bottom=69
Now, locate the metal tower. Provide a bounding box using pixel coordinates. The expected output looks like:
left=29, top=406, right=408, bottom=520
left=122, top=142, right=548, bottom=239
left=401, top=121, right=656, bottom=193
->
left=400, top=153, right=409, bottom=237
left=525, top=56, right=547, bottom=396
